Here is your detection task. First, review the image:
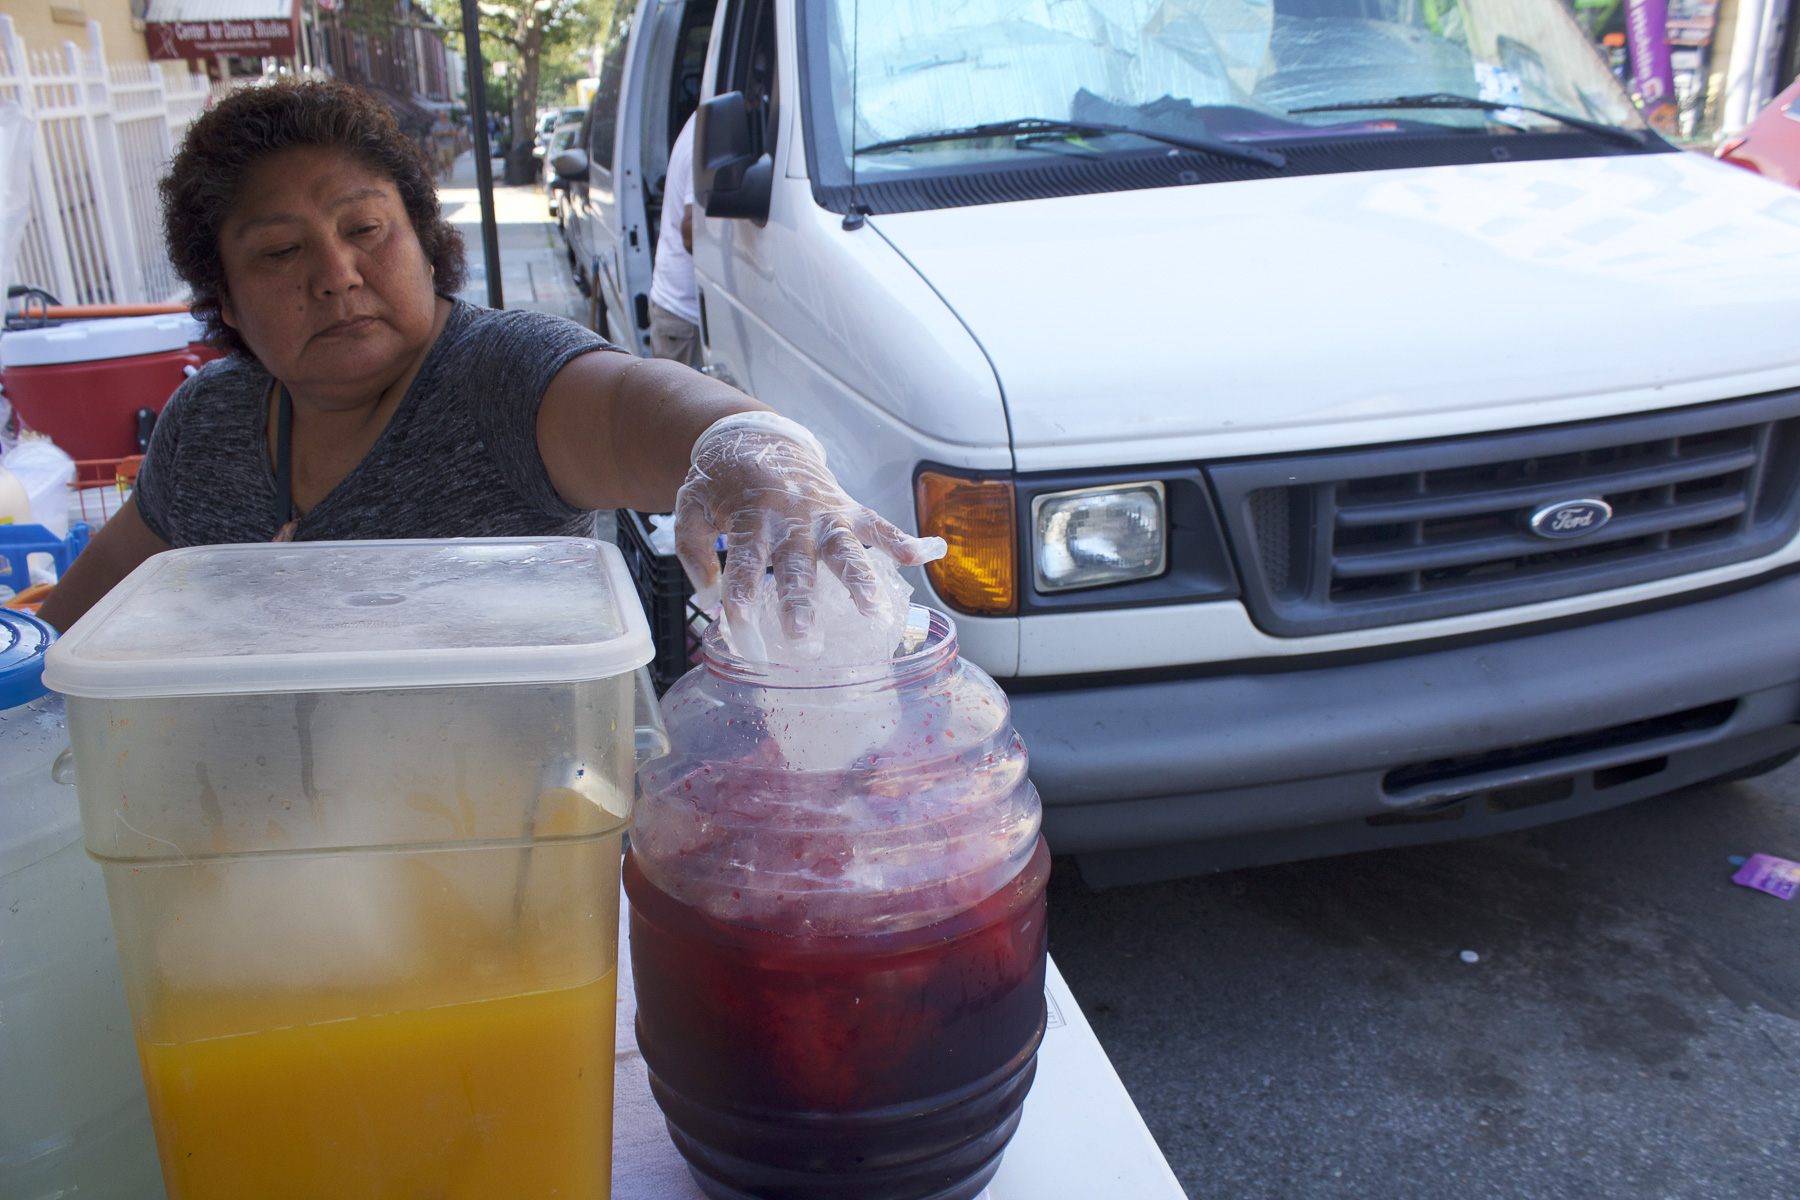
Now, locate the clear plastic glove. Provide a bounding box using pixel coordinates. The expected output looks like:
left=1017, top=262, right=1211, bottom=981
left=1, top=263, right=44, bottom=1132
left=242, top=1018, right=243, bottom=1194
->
left=674, top=412, right=946, bottom=652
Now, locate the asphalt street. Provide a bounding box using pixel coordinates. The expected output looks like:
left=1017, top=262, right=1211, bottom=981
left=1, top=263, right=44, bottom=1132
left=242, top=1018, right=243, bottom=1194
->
left=1047, top=762, right=1800, bottom=1200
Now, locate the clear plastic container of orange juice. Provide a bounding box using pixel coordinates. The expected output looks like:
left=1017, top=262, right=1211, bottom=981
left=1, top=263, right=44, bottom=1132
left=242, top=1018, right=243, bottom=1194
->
left=42, top=538, right=655, bottom=1200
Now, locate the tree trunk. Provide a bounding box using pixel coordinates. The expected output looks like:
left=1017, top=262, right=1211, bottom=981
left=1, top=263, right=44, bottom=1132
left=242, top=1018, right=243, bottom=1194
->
left=504, top=17, right=546, bottom=185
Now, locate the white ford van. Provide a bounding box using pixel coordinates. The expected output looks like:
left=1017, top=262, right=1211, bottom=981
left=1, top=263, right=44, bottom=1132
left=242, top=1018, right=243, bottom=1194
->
left=558, top=0, right=1800, bottom=884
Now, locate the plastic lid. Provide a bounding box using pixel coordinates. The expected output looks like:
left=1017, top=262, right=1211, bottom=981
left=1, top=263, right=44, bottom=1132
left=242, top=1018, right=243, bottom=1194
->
left=0, top=610, right=54, bottom=710
left=43, top=538, right=654, bottom=698
left=0, top=313, right=201, bottom=368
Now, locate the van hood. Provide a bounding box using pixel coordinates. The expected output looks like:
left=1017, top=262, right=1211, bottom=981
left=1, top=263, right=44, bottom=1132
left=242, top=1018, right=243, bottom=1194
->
left=870, top=151, right=1800, bottom=471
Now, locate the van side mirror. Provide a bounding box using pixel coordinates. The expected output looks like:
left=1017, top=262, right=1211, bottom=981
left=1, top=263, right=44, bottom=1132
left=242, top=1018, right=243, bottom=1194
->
left=695, top=92, right=772, bottom=224
left=552, top=148, right=589, bottom=180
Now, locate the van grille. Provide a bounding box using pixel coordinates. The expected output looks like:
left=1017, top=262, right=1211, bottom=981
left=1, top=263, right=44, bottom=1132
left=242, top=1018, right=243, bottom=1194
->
left=1207, top=391, right=1800, bottom=636
left=1380, top=699, right=1736, bottom=797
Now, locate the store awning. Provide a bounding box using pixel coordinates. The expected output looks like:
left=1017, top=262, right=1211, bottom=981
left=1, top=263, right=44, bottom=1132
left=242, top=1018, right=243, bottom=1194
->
left=144, top=0, right=298, bottom=60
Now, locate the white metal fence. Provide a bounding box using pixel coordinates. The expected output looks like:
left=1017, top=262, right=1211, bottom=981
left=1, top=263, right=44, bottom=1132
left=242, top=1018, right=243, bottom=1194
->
left=0, top=15, right=209, bottom=306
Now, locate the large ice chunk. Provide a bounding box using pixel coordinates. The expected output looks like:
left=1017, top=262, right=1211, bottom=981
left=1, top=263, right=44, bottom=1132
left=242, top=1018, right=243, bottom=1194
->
left=720, top=551, right=915, bottom=668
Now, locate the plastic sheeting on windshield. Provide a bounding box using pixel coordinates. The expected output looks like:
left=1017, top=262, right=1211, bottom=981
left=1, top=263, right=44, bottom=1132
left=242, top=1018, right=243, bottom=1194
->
left=1255, top=16, right=1478, bottom=113
left=823, top=0, right=1275, bottom=151
left=816, top=0, right=1644, bottom=178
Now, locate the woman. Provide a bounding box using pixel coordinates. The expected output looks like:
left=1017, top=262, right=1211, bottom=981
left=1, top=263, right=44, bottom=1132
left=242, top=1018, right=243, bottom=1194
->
left=38, top=81, right=936, bottom=640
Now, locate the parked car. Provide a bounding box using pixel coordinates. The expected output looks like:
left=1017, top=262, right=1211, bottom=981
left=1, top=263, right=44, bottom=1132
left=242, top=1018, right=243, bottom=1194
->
left=1718, top=76, right=1800, bottom=187
left=532, top=106, right=587, bottom=170
left=558, top=0, right=1800, bottom=885
left=535, top=105, right=585, bottom=143
left=543, top=123, right=583, bottom=223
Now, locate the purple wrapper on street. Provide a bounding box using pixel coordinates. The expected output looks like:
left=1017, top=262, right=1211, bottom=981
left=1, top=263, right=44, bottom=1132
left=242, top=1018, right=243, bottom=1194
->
left=1731, top=853, right=1800, bottom=901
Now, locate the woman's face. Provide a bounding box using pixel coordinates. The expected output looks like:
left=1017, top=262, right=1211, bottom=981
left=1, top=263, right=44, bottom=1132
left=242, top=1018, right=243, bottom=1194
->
left=217, top=147, right=440, bottom=399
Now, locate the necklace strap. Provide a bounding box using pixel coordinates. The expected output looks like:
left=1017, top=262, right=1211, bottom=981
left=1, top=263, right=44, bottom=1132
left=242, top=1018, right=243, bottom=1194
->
left=273, top=384, right=295, bottom=533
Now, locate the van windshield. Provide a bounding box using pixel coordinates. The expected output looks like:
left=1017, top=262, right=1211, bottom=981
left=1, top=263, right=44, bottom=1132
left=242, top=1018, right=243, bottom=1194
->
left=802, top=0, right=1650, bottom=190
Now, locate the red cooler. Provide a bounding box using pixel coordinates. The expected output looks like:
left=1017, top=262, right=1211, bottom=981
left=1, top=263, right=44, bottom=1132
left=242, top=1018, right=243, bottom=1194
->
left=1, top=315, right=208, bottom=460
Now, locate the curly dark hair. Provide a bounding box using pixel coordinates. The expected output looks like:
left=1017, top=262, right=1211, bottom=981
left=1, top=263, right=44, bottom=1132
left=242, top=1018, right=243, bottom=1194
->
left=161, top=79, right=467, bottom=357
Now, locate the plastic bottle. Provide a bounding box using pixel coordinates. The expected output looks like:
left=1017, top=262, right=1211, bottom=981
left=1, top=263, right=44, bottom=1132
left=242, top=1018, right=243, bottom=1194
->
left=1, top=437, right=75, bottom=537
left=0, top=464, right=30, bottom=525
left=629, top=605, right=1047, bottom=1200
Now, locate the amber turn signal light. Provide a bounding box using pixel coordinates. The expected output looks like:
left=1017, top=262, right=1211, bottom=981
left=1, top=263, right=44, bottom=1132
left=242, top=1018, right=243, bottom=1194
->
left=916, top=470, right=1017, bottom=616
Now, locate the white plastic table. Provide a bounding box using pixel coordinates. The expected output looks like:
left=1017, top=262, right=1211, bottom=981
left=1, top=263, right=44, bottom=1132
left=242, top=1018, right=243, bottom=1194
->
left=611, top=899, right=1189, bottom=1200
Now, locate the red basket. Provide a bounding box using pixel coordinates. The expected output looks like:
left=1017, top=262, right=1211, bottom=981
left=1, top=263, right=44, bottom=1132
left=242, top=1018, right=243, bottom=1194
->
left=67, top=455, right=144, bottom=526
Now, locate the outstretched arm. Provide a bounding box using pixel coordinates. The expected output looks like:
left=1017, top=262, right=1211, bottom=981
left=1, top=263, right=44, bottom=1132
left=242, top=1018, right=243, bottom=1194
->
left=536, top=351, right=943, bottom=645
left=538, top=349, right=758, bottom=513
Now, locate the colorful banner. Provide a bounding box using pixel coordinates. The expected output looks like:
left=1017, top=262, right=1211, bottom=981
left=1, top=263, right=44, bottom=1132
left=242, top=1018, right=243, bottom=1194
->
left=1625, top=0, right=1679, bottom=133
left=145, top=7, right=296, bottom=60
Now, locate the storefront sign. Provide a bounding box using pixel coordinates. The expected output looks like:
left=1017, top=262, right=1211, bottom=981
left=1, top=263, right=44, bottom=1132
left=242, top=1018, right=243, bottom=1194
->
left=145, top=6, right=296, bottom=59
left=1626, top=0, right=1679, bottom=133
left=1666, top=0, right=1717, bottom=47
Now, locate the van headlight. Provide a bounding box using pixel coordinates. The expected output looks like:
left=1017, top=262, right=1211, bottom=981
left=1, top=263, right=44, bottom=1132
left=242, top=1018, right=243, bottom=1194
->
left=1031, top=482, right=1166, bottom=593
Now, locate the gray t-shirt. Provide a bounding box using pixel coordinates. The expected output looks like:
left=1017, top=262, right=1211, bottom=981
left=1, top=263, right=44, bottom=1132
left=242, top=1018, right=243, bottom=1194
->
left=135, top=301, right=618, bottom=547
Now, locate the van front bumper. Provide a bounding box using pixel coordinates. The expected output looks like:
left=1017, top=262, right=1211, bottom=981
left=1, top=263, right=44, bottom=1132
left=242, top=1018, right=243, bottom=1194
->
left=1010, top=570, right=1800, bottom=886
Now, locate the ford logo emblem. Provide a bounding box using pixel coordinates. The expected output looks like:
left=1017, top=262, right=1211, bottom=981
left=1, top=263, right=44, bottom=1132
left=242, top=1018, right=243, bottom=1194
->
left=1528, top=498, right=1612, bottom=539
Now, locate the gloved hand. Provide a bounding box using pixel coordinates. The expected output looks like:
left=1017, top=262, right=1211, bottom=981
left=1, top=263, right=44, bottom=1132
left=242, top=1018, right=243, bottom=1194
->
left=674, top=411, right=946, bottom=646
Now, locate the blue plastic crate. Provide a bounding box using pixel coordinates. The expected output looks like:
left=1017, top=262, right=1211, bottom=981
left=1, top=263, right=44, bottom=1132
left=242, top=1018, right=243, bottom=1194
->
left=0, top=522, right=91, bottom=593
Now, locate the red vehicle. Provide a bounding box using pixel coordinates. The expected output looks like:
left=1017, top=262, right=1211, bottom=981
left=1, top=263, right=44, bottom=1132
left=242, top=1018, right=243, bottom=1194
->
left=1719, top=77, right=1800, bottom=187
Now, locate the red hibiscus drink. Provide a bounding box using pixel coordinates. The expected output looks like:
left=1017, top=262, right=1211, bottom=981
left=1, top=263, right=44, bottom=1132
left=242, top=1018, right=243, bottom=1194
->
left=630, top=608, right=1047, bottom=1200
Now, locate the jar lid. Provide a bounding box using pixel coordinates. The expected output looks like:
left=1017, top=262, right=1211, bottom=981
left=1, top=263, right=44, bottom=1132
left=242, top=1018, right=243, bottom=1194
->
left=0, top=610, right=55, bottom=710
left=42, top=538, right=653, bottom=698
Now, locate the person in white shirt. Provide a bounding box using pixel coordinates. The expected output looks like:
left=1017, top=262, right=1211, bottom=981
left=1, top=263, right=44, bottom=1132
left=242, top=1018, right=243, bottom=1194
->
left=648, top=114, right=701, bottom=368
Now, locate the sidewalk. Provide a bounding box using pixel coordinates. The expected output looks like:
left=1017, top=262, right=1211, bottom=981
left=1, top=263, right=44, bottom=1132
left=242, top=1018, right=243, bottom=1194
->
left=436, top=151, right=616, bottom=542
left=437, top=152, right=587, bottom=325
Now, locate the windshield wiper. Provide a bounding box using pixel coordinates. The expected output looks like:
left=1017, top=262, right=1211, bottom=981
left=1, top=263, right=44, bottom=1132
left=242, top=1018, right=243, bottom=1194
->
left=856, top=117, right=1287, bottom=169
left=1289, top=93, right=1649, bottom=148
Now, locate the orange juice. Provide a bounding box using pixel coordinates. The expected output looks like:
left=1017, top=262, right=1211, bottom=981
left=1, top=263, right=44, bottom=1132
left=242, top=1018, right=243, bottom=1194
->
left=137, top=970, right=616, bottom=1200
